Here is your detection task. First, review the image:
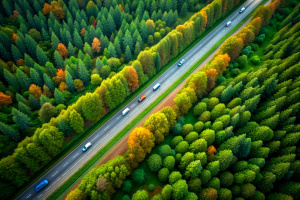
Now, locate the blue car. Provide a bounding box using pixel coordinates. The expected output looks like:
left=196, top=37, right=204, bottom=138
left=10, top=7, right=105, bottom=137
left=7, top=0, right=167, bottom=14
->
left=35, top=180, right=49, bottom=192
left=177, top=59, right=185, bottom=66
left=82, top=142, right=92, bottom=152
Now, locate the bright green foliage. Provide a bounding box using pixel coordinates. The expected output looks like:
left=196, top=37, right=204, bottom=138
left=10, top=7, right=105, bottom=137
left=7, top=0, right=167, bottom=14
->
left=209, top=86, right=225, bottom=98
left=213, top=150, right=233, bottom=171
left=179, top=152, right=194, bottom=171
left=206, top=161, right=220, bottom=177
left=199, top=111, right=211, bottom=122
left=161, top=184, right=173, bottom=200
left=211, top=103, right=226, bottom=121
left=194, top=121, right=204, bottom=133
left=158, top=168, right=170, bottom=182
left=169, top=171, right=182, bottom=185
left=172, top=180, right=188, bottom=200
left=244, top=95, right=261, bottom=112
left=171, top=136, right=184, bottom=148
left=237, top=111, right=251, bottom=127
left=81, top=93, right=105, bottom=122
left=200, top=169, right=212, bottom=185
left=132, top=190, right=149, bottom=200
left=185, top=132, right=198, bottom=144
left=189, top=139, right=207, bottom=153
left=208, top=177, right=220, bottom=190
left=194, top=102, right=207, bottom=117
left=207, top=97, right=220, bottom=111
left=185, top=160, right=202, bottom=179
left=182, top=124, right=194, bottom=136
left=248, top=158, right=265, bottom=168
left=68, top=110, right=84, bottom=133
left=281, top=132, right=300, bottom=147
left=175, top=141, right=189, bottom=154
left=148, top=154, right=162, bottom=172
left=199, top=129, right=215, bottom=146
left=260, top=114, right=279, bottom=129
left=212, top=121, right=223, bottom=132
left=132, top=169, right=147, bottom=184
left=215, top=115, right=231, bottom=127
left=54, top=88, right=65, bottom=104
left=267, top=163, right=290, bottom=180
left=144, top=112, right=169, bottom=144
left=163, top=156, right=175, bottom=171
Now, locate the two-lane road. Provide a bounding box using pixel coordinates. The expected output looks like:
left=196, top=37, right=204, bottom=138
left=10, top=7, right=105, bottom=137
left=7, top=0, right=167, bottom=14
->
left=18, top=0, right=264, bottom=199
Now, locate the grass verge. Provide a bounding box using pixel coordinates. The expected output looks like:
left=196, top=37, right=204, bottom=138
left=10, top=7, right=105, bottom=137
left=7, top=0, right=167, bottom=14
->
left=48, top=2, right=264, bottom=200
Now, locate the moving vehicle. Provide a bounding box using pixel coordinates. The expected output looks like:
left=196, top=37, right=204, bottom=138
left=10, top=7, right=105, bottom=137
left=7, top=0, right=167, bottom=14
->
left=177, top=59, right=185, bottom=66
left=153, top=83, right=161, bottom=91
left=35, top=180, right=49, bottom=192
left=138, top=95, right=146, bottom=102
left=239, top=7, right=245, bottom=13
left=226, top=21, right=232, bottom=27
left=122, top=108, right=130, bottom=116
left=82, top=142, right=92, bottom=152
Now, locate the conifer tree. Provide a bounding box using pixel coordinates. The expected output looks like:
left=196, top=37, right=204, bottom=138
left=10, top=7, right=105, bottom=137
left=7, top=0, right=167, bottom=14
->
left=18, top=101, right=32, bottom=115
left=95, top=57, right=102, bottom=72
left=40, top=95, right=51, bottom=106
left=11, top=44, right=23, bottom=62
left=25, top=34, right=38, bottom=58
left=43, top=73, right=55, bottom=91
left=68, top=42, right=75, bottom=57
left=16, top=68, right=31, bottom=90
left=54, top=88, right=65, bottom=104
left=12, top=108, right=32, bottom=130
left=30, top=68, right=42, bottom=87
left=73, top=30, right=83, bottom=49
left=45, top=62, right=57, bottom=77
left=156, top=52, right=161, bottom=72
left=66, top=72, right=74, bottom=92
left=54, top=50, right=64, bottom=68
left=51, top=32, right=60, bottom=50
left=36, top=45, right=49, bottom=66
left=0, top=121, right=20, bottom=142
left=24, top=53, right=35, bottom=68
left=29, top=94, right=40, bottom=110
left=114, top=37, right=122, bottom=57
left=125, top=45, right=132, bottom=63
left=78, top=60, right=90, bottom=84
left=108, top=42, right=117, bottom=58
left=4, top=69, right=20, bottom=91
left=16, top=93, right=27, bottom=104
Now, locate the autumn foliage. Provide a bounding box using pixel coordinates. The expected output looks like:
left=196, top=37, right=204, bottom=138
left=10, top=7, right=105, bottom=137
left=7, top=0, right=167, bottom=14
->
left=207, top=145, right=217, bottom=161
left=59, top=82, right=68, bottom=91
left=126, top=127, right=155, bottom=168
left=56, top=69, right=66, bottom=82
left=122, top=66, right=139, bottom=92
left=57, top=43, right=69, bottom=58
left=29, top=84, right=42, bottom=99
left=0, top=92, right=12, bottom=107
left=205, top=68, right=218, bottom=92
left=92, top=38, right=101, bottom=53
left=43, top=1, right=65, bottom=19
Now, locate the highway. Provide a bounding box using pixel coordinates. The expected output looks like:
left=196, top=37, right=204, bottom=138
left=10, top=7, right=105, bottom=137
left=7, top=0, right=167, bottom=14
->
left=17, top=0, right=264, bottom=199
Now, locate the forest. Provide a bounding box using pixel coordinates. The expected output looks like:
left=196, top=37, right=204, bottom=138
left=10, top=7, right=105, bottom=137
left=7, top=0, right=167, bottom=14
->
left=0, top=0, right=245, bottom=199
left=66, top=0, right=300, bottom=200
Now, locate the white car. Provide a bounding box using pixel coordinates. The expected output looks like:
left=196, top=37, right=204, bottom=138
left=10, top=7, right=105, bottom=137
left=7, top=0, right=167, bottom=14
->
left=226, top=21, right=232, bottom=27
left=82, top=142, right=92, bottom=152
left=178, top=59, right=185, bottom=66
left=239, top=7, right=245, bottom=13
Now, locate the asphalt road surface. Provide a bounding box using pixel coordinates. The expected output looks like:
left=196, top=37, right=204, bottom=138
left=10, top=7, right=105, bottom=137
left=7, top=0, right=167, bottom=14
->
left=18, top=0, right=264, bottom=199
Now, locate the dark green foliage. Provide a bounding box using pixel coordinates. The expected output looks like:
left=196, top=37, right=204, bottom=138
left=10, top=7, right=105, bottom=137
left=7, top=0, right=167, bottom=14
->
left=12, top=108, right=32, bottom=130
left=240, top=183, right=256, bottom=199
left=206, top=161, right=220, bottom=177
left=148, top=154, right=162, bottom=172
left=182, top=124, right=194, bottom=136
left=132, top=169, right=147, bottom=184
left=171, top=136, right=184, bottom=148
left=218, top=188, right=232, bottom=200
left=219, top=171, right=234, bottom=187
left=158, top=145, right=173, bottom=158
left=194, top=121, right=204, bottom=133
left=213, top=150, right=233, bottom=171
left=158, top=168, right=170, bottom=182
left=0, top=122, right=20, bottom=142
left=122, top=180, right=132, bottom=193
left=163, top=156, right=175, bottom=171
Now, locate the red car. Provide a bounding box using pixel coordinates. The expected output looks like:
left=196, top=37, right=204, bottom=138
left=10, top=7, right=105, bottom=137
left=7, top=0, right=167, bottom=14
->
left=138, top=95, right=146, bottom=102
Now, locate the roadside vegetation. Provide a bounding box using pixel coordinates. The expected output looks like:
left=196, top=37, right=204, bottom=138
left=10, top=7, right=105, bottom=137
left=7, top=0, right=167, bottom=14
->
left=66, top=0, right=300, bottom=199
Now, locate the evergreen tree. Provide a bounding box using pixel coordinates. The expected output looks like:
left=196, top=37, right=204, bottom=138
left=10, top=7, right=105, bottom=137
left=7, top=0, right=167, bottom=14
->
left=78, top=60, right=90, bottom=84
left=73, top=30, right=83, bottom=49
left=18, top=101, right=32, bottom=116
left=30, top=68, right=42, bottom=86
left=54, top=88, right=65, bottom=104
left=43, top=73, right=55, bottom=91
left=45, top=62, right=56, bottom=77
left=0, top=121, right=20, bottom=142
left=25, top=34, right=38, bottom=58
left=108, top=42, right=117, bottom=58
left=24, top=53, right=35, bottom=68
left=125, top=45, right=133, bottom=63
left=66, top=72, right=74, bottom=92
left=40, top=95, right=51, bottom=106
left=181, top=3, right=188, bottom=17
left=36, top=45, right=49, bottom=66
left=51, top=32, right=60, bottom=51
left=68, top=42, right=75, bottom=57
left=12, top=108, right=32, bottom=130
left=16, top=68, right=31, bottom=90
left=95, top=57, right=102, bottom=72
left=114, top=37, right=122, bottom=57
left=156, top=52, right=161, bottom=72
left=16, top=93, right=27, bottom=104
left=41, top=28, right=50, bottom=40
left=11, top=45, right=23, bottom=62
left=54, top=50, right=64, bottom=68
left=4, top=69, right=20, bottom=91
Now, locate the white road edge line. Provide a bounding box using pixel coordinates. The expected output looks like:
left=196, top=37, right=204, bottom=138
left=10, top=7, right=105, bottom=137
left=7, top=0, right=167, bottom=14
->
left=63, top=162, right=68, bottom=168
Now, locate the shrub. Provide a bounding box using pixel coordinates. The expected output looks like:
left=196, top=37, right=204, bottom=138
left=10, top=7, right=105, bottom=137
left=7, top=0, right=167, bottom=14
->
left=122, top=180, right=132, bottom=193
left=194, top=121, right=204, bottom=133
left=250, top=55, right=261, bottom=65
left=182, top=124, right=194, bottom=136
left=171, top=136, right=184, bottom=148
left=163, top=156, right=176, bottom=171
left=194, top=102, right=207, bottom=117
left=199, top=129, right=215, bottom=146
left=175, top=141, right=189, bottom=154
left=199, top=111, right=211, bottom=122
left=148, top=154, right=163, bottom=172
left=189, top=139, right=207, bottom=153
left=185, top=131, right=198, bottom=144
left=208, top=97, right=220, bottom=111
left=132, top=169, right=147, bottom=184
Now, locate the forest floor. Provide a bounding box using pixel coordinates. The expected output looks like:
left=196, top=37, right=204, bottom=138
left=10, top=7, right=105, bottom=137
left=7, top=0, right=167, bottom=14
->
left=60, top=20, right=251, bottom=199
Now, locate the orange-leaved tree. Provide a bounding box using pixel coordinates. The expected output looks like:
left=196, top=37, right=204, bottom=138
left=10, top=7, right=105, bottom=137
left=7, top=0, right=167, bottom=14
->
left=29, top=84, right=42, bottom=99
left=56, top=69, right=66, bottom=82
left=121, top=66, right=139, bottom=92
left=57, top=43, right=69, bottom=58
left=205, top=68, right=218, bottom=92
left=92, top=38, right=101, bottom=53
left=126, top=127, right=155, bottom=168
left=0, top=92, right=12, bottom=107
left=207, top=145, right=217, bottom=162
left=219, top=36, right=243, bottom=60
left=59, top=82, right=68, bottom=91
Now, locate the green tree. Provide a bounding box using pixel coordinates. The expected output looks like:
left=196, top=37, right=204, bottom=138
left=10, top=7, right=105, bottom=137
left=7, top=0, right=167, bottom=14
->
left=4, top=69, right=20, bottom=92
left=172, top=180, right=188, bottom=200
left=189, top=139, right=207, bottom=154
left=54, top=88, right=65, bottom=104
left=38, top=103, right=57, bottom=123
left=0, top=122, right=20, bottom=142
left=36, top=45, right=49, bottom=66
left=30, top=68, right=42, bottom=87
left=132, top=169, right=147, bottom=184
left=148, top=154, right=163, bottom=172
left=181, top=3, right=188, bottom=17
left=68, top=110, right=84, bottom=133
left=16, top=68, right=31, bottom=90
left=12, top=108, right=32, bottom=130
left=169, top=171, right=183, bottom=185
left=81, top=93, right=105, bottom=122
left=132, top=190, right=149, bottom=200
left=163, top=156, right=176, bottom=171
left=122, top=180, right=132, bottom=193
left=185, top=160, right=202, bottom=179
left=78, top=60, right=90, bottom=84
left=158, top=168, right=170, bottom=182
left=206, top=161, right=220, bottom=177
left=199, top=129, right=215, bottom=146
left=144, top=112, right=169, bottom=144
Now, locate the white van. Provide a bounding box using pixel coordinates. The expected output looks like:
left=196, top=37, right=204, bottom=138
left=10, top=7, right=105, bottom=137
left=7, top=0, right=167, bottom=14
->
left=153, top=83, right=161, bottom=91
left=122, top=108, right=130, bottom=116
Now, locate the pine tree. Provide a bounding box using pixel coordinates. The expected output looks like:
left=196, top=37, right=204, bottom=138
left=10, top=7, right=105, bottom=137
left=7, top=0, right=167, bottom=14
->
left=125, top=45, right=133, bottom=63
left=73, top=30, right=83, bottom=49
left=66, top=71, right=74, bottom=92
left=181, top=3, right=188, bottom=17
left=24, top=53, right=35, bottom=68
left=54, top=50, right=64, bottom=68
left=0, top=121, right=20, bottom=142
left=11, top=44, right=23, bottom=62
left=25, top=34, right=38, bottom=58
left=51, top=32, right=60, bottom=50
left=12, top=108, right=32, bottom=130
left=78, top=60, right=90, bottom=84
left=43, top=73, right=55, bottom=91
left=95, top=57, right=102, bottom=72
left=2, top=0, right=12, bottom=16
left=16, top=93, right=27, bottom=104
left=30, top=68, right=42, bottom=86
left=134, top=42, right=141, bottom=58
left=4, top=69, right=20, bottom=91
left=41, top=28, right=50, bottom=40
left=40, top=95, right=51, bottom=106
left=18, top=101, right=32, bottom=115
left=16, top=68, right=32, bottom=90
left=45, top=62, right=57, bottom=77
left=114, top=37, right=122, bottom=57
left=54, top=88, right=65, bottom=104
left=68, top=42, right=75, bottom=57
left=36, top=45, right=49, bottom=66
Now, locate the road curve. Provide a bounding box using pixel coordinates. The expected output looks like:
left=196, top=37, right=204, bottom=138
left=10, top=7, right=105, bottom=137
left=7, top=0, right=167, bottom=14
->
left=17, top=0, right=263, bottom=199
